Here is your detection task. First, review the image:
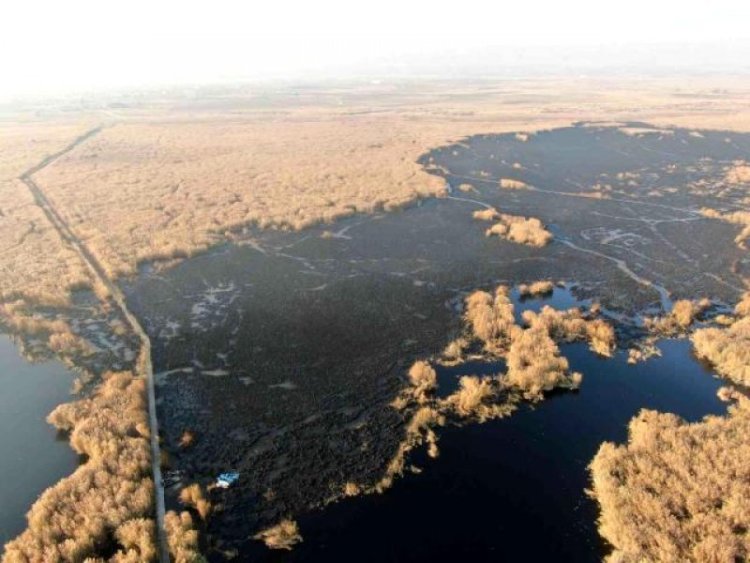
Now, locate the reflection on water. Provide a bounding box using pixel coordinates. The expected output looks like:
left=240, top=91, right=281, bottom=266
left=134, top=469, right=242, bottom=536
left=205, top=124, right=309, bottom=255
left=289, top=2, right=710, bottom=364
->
left=0, top=335, right=78, bottom=549
left=240, top=289, right=726, bottom=563
left=511, top=283, right=588, bottom=322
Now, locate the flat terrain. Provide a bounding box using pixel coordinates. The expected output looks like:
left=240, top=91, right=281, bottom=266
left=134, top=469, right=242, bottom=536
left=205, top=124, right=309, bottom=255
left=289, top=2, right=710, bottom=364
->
left=2, top=79, right=750, bottom=562
left=123, top=123, right=749, bottom=558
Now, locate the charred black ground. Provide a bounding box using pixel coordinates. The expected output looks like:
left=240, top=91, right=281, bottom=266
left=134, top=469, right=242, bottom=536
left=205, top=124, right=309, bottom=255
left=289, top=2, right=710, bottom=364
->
left=122, top=123, right=749, bottom=560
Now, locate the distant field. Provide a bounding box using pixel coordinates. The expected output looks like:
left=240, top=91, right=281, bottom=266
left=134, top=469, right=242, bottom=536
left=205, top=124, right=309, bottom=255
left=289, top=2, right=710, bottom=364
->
left=0, top=122, right=95, bottom=305
left=5, top=76, right=749, bottom=291
left=2, top=77, right=750, bottom=562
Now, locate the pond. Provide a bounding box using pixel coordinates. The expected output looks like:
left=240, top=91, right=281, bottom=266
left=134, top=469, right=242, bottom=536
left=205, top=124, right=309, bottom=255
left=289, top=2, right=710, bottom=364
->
left=0, top=335, right=78, bottom=550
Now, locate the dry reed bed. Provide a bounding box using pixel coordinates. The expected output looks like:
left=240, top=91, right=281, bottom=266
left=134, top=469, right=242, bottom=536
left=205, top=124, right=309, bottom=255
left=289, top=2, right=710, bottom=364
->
left=164, top=511, right=203, bottom=563
left=34, top=118, right=508, bottom=278
left=1, top=372, right=156, bottom=563
left=498, top=178, right=529, bottom=190
left=373, top=284, right=614, bottom=497
left=3, top=80, right=750, bottom=558
left=0, top=122, right=96, bottom=307
left=473, top=207, right=553, bottom=247
left=518, top=280, right=555, bottom=297
left=691, top=292, right=750, bottom=386
left=628, top=298, right=712, bottom=363
left=0, top=301, right=95, bottom=360
left=589, top=397, right=750, bottom=563
left=253, top=520, right=302, bottom=551
left=644, top=298, right=711, bottom=336
left=589, top=292, right=750, bottom=562
left=24, top=77, right=746, bottom=284
left=698, top=162, right=750, bottom=250
left=5, top=77, right=750, bottom=306
left=7, top=78, right=750, bottom=298
left=702, top=207, right=750, bottom=250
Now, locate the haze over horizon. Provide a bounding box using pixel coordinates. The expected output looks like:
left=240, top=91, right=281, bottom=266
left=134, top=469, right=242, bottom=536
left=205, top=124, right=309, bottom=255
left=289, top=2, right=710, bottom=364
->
left=1, top=0, right=749, bottom=100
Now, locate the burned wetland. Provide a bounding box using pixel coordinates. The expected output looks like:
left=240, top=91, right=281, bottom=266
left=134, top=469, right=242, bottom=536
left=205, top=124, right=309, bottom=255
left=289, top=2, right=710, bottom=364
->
left=3, top=121, right=750, bottom=561
left=121, top=124, right=748, bottom=560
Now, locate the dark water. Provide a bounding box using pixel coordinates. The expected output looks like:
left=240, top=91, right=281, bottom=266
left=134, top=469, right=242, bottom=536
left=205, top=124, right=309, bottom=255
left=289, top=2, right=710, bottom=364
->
left=126, top=124, right=748, bottom=560
left=434, top=359, right=505, bottom=399
left=246, top=290, right=727, bottom=562
left=511, top=284, right=588, bottom=322
left=0, top=335, right=78, bottom=549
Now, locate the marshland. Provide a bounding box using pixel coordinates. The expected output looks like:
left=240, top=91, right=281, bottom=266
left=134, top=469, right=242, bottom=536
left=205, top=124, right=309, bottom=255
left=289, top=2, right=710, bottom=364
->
left=2, top=83, right=750, bottom=562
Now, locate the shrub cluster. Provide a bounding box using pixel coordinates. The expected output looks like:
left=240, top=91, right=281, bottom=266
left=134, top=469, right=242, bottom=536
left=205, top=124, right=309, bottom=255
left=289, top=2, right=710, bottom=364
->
left=589, top=398, right=750, bottom=562
left=518, top=280, right=554, bottom=297
left=473, top=207, right=553, bottom=247
left=691, top=293, right=750, bottom=386
left=498, top=178, right=528, bottom=190
left=164, top=511, right=204, bottom=563
left=644, top=298, right=711, bottom=336
left=253, top=519, right=302, bottom=551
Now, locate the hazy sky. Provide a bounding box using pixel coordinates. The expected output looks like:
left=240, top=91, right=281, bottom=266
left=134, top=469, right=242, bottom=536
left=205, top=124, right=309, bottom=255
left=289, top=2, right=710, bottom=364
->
left=1, top=0, right=749, bottom=99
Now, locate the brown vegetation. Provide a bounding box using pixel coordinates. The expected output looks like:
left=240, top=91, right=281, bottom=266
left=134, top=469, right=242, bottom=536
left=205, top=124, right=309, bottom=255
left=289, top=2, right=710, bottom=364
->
left=0, top=301, right=95, bottom=360
left=518, top=280, right=554, bottom=297
left=717, top=386, right=742, bottom=403
left=474, top=208, right=553, bottom=247
left=6, top=78, right=750, bottom=307
left=735, top=291, right=750, bottom=318
left=164, top=511, right=204, bottom=563
left=471, top=208, right=499, bottom=222
left=463, top=286, right=518, bottom=354
left=589, top=397, right=750, bottom=562
left=406, top=360, right=438, bottom=405
left=725, top=161, right=750, bottom=184
left=441, top=336, right=469, bottom=363
left=0, top=301, right=100, bottom=366
left=591, top=291, right=750, bottom=562
left=450, top=285, right=612, bottom=401
left=670, top=298, right=711, bottom=328
left=498, top=178, right=528, bottom=190
left=521, top=305, right=616, bottom=357
left=627, top=340, right=662, bottom=364
left=376, top=406, right=444, bottom=492
left=461, top=286, right=614, bottom=402
left=18, top=101, right=567, bottom=283
left=701, top=207, right=750, bottom=249
left=0, top=122, right=95, bottom=307
left=342, top=482, right=362, bottom=496
left=179, top=484, right=212, bottom=520
left=391, top=360, right=439, bottom=411
left=692, top=317, right=750, bottom=386
left=644, top=298, right=711, bottom=336
left=505, top=326, right=582, bottom=400
left=33, top=119, right=486, bottom=278
left=386, top=283, right=613, bottom=488
left=179, top=430, right=196, bottom=449
left=2, top=371, right=155, bottom=562
left=374, top=284, right=612, bottom=502
left=253, top=519, right=303, bottom=551
left=441, top=375, right=516, bottom=421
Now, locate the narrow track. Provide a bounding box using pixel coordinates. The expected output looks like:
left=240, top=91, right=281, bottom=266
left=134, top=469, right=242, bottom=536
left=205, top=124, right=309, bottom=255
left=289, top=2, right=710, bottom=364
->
left=19, top=127, right=169, bottom=563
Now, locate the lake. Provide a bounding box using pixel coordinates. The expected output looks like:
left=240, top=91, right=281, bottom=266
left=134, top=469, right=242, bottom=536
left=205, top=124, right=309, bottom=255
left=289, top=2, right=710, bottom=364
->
left=0, top=335, right=79, bottom=550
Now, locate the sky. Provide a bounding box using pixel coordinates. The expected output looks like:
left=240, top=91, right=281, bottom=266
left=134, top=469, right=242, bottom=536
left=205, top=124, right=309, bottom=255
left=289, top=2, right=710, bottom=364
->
left=1, top=0, right=749, bottom=99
